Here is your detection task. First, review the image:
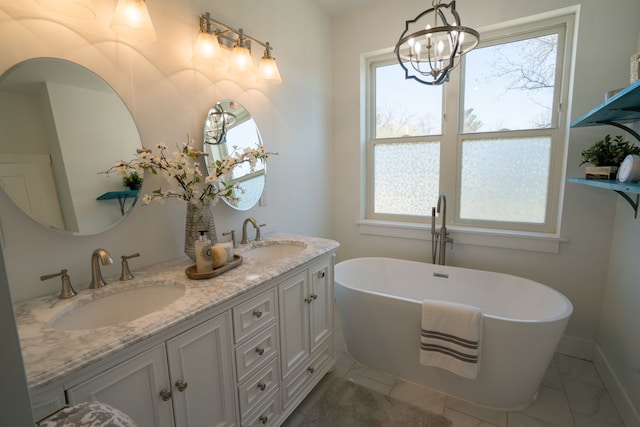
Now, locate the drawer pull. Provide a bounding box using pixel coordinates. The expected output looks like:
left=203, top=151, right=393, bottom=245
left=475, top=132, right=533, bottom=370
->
left=307, top=366, right=315, bottom=374
left=256, top=347, right=265, bottom=356
left=317, top=271, right=326, bottom=278
left=257, top=382, right=267, bottom=391
left=159, top=389, right=172, bottom=401
left=259, top=415, right=268, bottom=424
left=175, top=380, right=188, bottom=392
left=253, top=309, right=263, bottom=318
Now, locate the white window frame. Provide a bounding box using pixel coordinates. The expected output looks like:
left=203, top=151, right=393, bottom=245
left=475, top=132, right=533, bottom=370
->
left=362, top=11, right=576, bottom=251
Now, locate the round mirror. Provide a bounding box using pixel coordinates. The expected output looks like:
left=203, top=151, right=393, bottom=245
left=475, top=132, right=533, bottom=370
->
left=203, top=100, right=265, bottom=211
left=0, top=58, right=142, bottom=235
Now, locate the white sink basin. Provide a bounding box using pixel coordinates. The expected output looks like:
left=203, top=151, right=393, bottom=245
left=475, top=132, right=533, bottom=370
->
left=50, top=284, right=185, bottom=331
left=242, top=241, right=307, bottom=260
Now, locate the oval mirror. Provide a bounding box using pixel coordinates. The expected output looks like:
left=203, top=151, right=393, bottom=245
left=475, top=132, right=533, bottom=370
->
left=0, top=58, right=142, bottom=235
left=203, top=100, right=265, bottom=211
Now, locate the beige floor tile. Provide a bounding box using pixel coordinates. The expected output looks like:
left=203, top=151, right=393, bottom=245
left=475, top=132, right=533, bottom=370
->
left=518, top=385, right=574, bottom=426
left=564, top=378, right=624, bottom=425
left=508, top=412, right=566, bottom=426
left=444, top=408, right=501, bottom=426
left=445, top=397, right=507, bottom=427
left=389, top=378, right=447, bottom=415
left=556, top=354, right=604, bottom=387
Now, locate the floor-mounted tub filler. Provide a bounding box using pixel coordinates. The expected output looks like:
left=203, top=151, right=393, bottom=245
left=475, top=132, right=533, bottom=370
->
left=334, top=257, right=573, bottom=410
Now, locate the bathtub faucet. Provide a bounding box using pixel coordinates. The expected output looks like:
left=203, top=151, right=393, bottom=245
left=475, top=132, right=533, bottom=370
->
left=431, top=193, right=453, bottom=265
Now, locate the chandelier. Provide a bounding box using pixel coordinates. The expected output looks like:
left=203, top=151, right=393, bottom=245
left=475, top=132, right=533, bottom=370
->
left=395, top=0, right=479, bottom=85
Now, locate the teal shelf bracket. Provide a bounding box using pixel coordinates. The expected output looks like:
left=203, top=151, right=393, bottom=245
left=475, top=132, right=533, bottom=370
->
left=97, top=190, right=139, bottom=216
left=613, top=190, right=639, bottom=218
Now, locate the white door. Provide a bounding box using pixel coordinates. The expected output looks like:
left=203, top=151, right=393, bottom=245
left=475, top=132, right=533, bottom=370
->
left=0, top=154, right=64, bottom=228
left=66, top=344, right=174, bottom=427
left=166, top=312, right=237, bottom=427
left=278, top=271, right=310, bottom=378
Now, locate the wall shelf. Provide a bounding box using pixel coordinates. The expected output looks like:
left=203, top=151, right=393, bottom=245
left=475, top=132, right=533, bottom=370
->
left=567, top=178, right=640, bottom=218
left=97, top=190, right=139, bottom=215
left=570, top=80, right=640, bottom=217
left=570, top=79, right=640, bottom=141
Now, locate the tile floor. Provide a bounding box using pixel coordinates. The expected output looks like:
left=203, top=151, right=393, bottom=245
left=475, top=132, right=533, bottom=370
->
left=286, top=309, right=626, bottom=427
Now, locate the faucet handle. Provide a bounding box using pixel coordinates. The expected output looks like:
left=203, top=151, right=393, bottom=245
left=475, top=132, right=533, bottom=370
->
left=41, top=269, right=77, bottom=299
left=222, top=230, right=237, bottom=248
left=255, top=224, right=267, bottom=241
left=120, top=253, right=140, bottom=281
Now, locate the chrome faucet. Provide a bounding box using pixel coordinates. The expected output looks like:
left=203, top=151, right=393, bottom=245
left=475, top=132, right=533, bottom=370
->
left=240, top=218, right=266, bottom=244
left=90, top=248, right=113, bottom=289
left=431, top=193, right=453, bottom=265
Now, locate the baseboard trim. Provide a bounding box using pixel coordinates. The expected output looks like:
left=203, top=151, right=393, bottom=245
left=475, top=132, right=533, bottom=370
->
left=556, top=335, right=594, bottom=360
left=593, top=344, right=640, bottom=427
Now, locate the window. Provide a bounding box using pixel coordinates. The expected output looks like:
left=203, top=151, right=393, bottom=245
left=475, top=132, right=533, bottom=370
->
left=367, top=14, right=573, bottom=234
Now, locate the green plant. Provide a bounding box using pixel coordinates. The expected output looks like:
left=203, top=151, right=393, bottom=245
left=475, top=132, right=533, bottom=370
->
left=580, top=135, right=640, bottom=167
left=122, top=170, right=142, bottom=189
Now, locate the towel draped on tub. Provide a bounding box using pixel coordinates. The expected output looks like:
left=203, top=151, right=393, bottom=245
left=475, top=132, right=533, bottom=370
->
left=420, top=299, right=483, bottom=379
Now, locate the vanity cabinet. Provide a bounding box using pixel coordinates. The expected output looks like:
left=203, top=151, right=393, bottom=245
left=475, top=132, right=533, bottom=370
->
left=278, top=257, right=334, bottom=410
left=26, top=243, right=338, bottom=427
left=67, top=312, right=237, bottom=427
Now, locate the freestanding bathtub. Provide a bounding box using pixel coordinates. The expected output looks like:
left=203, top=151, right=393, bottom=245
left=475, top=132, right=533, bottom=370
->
left=334, top=257, right=573, bottom=410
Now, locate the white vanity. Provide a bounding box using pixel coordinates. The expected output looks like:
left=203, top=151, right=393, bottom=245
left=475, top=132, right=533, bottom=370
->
left=15, top=233, right=339, bottom=427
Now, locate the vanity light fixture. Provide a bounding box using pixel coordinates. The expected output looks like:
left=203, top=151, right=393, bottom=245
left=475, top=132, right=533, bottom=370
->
left=395, top=0, right=479, bottom=85
left=257, top=42, right=282, bottom=85
left=195, top=12, right=282, bottom=84
left=110, top=0, right=156, bottom=43
left=194, top=12, right=225, bottom=68
left=35, top=0, right=96, bottom=20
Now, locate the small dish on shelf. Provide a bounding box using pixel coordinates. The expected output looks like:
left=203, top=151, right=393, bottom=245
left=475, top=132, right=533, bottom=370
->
left=185, top=255, right=243, bottom=280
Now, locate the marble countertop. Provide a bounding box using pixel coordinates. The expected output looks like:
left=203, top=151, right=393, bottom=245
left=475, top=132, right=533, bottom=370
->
left=14, top=233, right=339, bottom=390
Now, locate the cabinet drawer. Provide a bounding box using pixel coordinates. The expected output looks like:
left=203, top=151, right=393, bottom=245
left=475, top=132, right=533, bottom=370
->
left=282, top=343, right=332, bottom=407
left=236, top=324, right=278, bottom=382
left=233, top=288, right=277, bottom=343
left=241, top=387, right=281, bottom=427
left=238, top=357, right=279, bottom=419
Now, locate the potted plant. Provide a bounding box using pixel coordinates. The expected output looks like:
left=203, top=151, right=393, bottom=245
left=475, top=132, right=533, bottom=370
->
left=122, top=170, right=143, bottom=190
left=580, top=134, right=640, bottom=179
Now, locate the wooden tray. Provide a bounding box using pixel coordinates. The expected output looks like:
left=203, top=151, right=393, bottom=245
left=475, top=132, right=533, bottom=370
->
left=185, top=255, right=243, bottom=280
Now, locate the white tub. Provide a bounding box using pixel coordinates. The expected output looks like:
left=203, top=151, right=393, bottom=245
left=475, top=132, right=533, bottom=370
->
left=334, top=257, right=573, bottom=410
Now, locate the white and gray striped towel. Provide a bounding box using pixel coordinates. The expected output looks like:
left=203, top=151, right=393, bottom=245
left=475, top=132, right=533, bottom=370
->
left=419, top=300, right=483, bottom=379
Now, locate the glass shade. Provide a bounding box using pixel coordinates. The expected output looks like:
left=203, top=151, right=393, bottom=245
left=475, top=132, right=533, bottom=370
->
left=36, top=0, right=96, bottom=20
left=229, top=45, right=255, bottom=76
left=110, top=0, right=156, bottom=43
left=193, top=32, right=226, bottom=68
left=257, top=57, right=282, bottom=85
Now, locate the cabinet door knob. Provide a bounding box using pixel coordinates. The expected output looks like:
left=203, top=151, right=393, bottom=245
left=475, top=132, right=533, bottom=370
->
left=259, top=415, right=268, bottom=424
left=307, top=366, right=315, bottom=374
left=159, top=388, right=172, bottom=401
left=311, top=293, right=318, bottom=300
left=253, top=309, right=263, bottom=318
left=317, top=271, right=326, bottom=278
left=175, top=380, right=188, bottom=392
left=304, top=296, right=313, bottom=304
left=257, top=382, right=267, bottom=391
left=255, top=347, right=265, bottom=356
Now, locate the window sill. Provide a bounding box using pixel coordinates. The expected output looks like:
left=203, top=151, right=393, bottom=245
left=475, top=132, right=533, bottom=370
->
left=357, top=219, right=566, bottom=253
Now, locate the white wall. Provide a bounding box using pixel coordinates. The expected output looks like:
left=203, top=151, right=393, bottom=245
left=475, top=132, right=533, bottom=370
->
left=330, top=0, right=640, bottom=354
left=0, top=0, right=333, bottom=303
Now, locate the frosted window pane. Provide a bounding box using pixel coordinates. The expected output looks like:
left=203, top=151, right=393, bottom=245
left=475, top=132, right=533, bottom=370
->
left=460, top=137, right=550, bottom=223
left=374, top=141, right=439, bottom=216
left=375, top=63, right=442, bottom=138
left=463, top=34, right=558, bottom=133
